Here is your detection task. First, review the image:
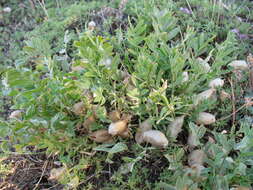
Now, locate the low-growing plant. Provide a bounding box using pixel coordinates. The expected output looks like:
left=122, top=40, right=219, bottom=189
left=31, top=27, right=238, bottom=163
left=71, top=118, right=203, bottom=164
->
left=0, top=0, right=253, bottom=189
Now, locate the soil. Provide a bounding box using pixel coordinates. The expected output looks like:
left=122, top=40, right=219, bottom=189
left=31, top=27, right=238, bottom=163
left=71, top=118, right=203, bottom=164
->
left=0, top=153, right=64, bottom=190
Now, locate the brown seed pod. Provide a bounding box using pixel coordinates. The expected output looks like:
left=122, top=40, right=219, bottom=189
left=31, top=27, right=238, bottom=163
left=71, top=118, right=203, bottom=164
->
left=108, top=110, right=121, bottom=122
left=118, top=128, right=131, bottom=138
left=73, top=102, right=85, bottom=116
left=108, top=120, right=128, bottom=136
left=83, top=115, right=96, bottom=130
left=89, top=129, right=113, bottom=143
left=142, top=130, right=169, bottom=148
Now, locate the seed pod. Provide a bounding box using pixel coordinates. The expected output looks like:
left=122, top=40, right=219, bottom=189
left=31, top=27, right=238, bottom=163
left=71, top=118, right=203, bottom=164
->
left=182, top=71, right=189, bottom=82
left=228, top=60, right=248, bottom=70
left=73, top=102, right=85, bottom=116
left=209, top=78, right=224, bottom=88
left=188, top=150, right=206, bottom=166
left=197, top=58, right=211, bottom=72
left=88, top=21, right=96, bottom=30
left=49, top=167, right=66, bottom=180
left=139, top=119, right=152, bottom=132
left=142, top=130, right=169, bottom=148
left=195, top=88, right=216, bottom=105
left=135, top=130, right=144, bottom=144
left=196, top=112, right=216, bottom=125
left=9, top=110, right=22, bottom=119
left=220, top=90, right=231, bottom=101
left=108, top=110, right=121, bottom=122
left=108, top=120, right=128, bottom=136
left=168, top=116, right=185, bottom=138
left=118, top=128, right=131, bottom=138
left=83, top=115, right=96, bottom=129
left=89, top=129, right=113, bottom=143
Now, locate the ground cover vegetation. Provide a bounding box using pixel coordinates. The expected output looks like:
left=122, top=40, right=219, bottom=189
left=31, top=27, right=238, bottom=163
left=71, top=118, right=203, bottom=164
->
left=0, top=0, right=253, bottom=189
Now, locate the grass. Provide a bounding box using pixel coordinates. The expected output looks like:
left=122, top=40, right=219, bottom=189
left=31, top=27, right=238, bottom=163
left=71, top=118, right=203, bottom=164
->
left=0, top=0, right=253, bottom=189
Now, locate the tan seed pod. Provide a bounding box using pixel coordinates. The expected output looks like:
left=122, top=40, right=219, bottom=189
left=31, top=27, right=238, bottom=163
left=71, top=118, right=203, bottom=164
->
left=9, top=110, right=22, bottom=119
left=108, top=110, right=121, bottom=122
left=195, top=88, right=216, bottom=105
left=220, top=90, right=231, bottom=101
left=188, top=149, right=206, bottom=166
left=142, top=130, right=169, bottom=148
left=209, top=78, right=224, bottom=88
left=49, top=167, right=66, bottom=181
left=118, top=128, right=131, bottom=138
left=73, top=102, right=85, bottom=116
left=108, top=120, right=128, bottom=136
left=89, top=129, right=113, bottom=143
left=196, top=112, right=216, bottom=125
left=83, top=115, right=96, bottom=129
left=168, top=116, right=185, bottom=138
left=228, top=60, right=248, bottom=70
left=139, top=119, right=152, bottom=132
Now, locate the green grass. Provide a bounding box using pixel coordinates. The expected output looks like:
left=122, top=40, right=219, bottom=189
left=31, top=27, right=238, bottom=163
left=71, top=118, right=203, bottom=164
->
left=0, top=0, right=253, bottom=189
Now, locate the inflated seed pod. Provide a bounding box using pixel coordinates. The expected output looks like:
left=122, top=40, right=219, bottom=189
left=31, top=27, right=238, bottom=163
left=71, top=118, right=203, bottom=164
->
left=88, top=21, right=96, bottom=30
left=196, top=112, right=216, bottom=125
left=168, top=116, right=185, bottom=138
left=135, top=119, right=152, bottom=144
left=83, top=115, right=96, bottom=129
left=89, top=129, right=113, bottom=143
left=135, top=130, right=144, bottom=144
left=73, top=102, right=85, bottom=116
left=209, top=78, right=224, bottom=88
left=228, top=60, right=248, bottom=70
left=195, top=88, right=216, bottom=105
left=142, top=130, right=169, bottom=148
left=9, top=110, right=22, bottom=119
left=118, top=128, right=131, bottom=138
left=108, top=110, right=121, bottom=122
left=108, top=120, right=128, bottom=136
